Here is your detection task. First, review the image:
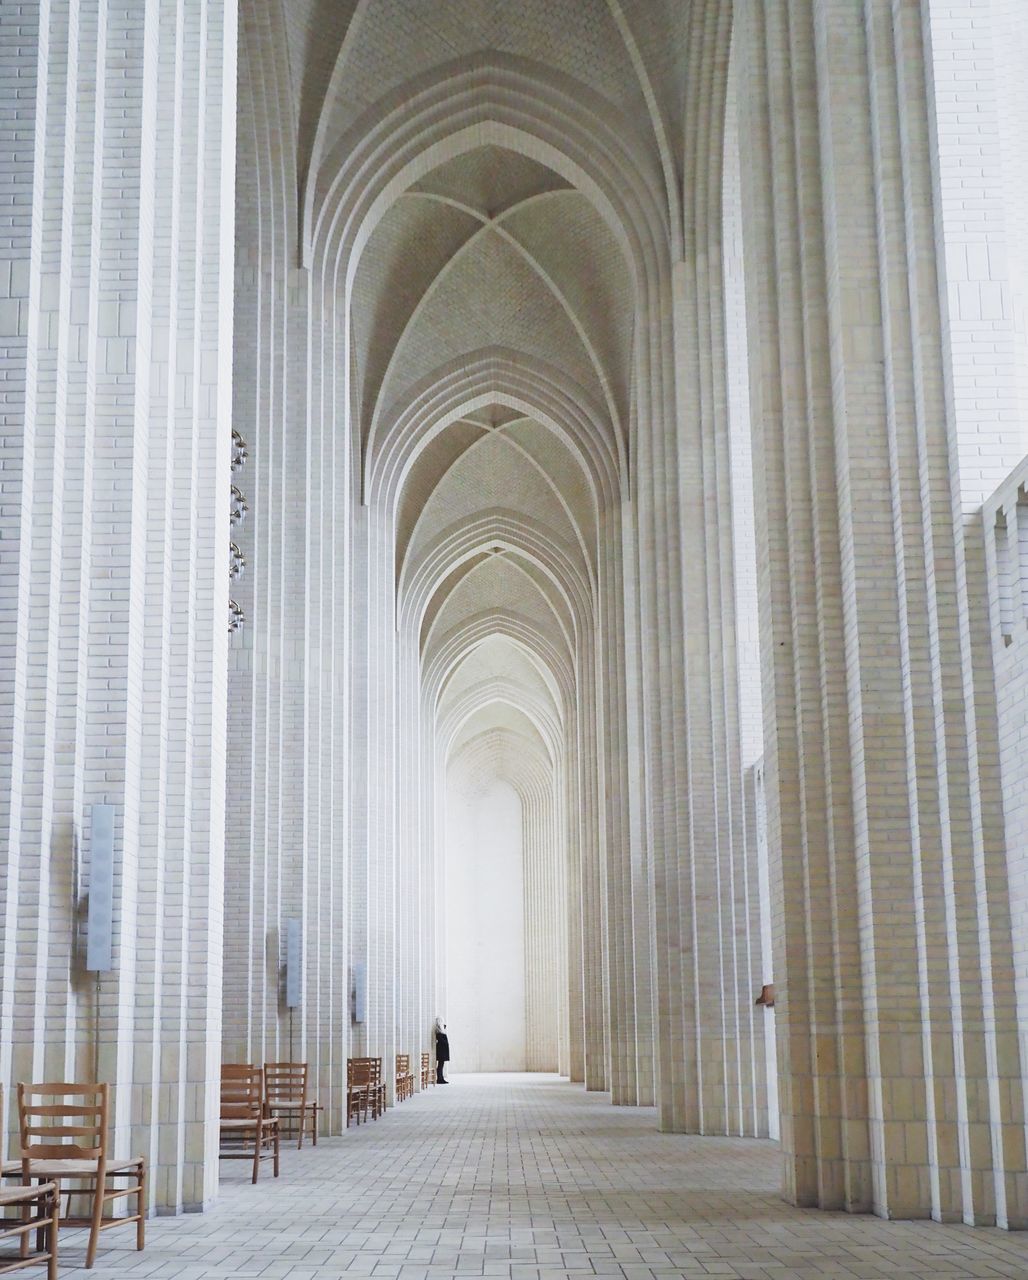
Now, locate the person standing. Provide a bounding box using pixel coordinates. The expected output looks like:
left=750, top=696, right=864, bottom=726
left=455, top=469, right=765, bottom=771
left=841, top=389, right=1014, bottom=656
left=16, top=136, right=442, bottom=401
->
left=434, top=1016, right=450, bottom=1083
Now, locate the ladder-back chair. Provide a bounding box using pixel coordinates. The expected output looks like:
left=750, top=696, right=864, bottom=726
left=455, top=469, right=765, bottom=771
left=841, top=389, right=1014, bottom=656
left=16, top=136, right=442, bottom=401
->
left=368, top=1058, right=386, bottom=1118
left=346, top=1058, right=370, bottom=1127
left=2, top=1082, right=144, bottom=1270
left=394, top=1055, right=414, bottom=1102
left=0, top=1181, right=59, bottom=1279
left=0, top=1084, right=59, bottom=1279
left=219, top=1065, right=279, bottom=1184
left=264, top=1063, right=321, bottom=1149
left=420, top=1052, right=431, bottom=1089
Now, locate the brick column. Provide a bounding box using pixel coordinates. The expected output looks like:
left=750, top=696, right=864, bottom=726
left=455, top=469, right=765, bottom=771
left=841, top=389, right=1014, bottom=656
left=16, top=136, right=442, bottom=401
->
left=736, top=0, right=1028, bottom=1225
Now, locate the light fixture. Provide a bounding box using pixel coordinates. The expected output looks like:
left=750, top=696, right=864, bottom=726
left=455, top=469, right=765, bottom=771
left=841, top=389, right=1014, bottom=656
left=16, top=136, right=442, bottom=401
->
left=230, top=485, right=248, bottom=525
left=232, top=429, right=248, bottom=471
left=229, top=541, right=245, bottom=578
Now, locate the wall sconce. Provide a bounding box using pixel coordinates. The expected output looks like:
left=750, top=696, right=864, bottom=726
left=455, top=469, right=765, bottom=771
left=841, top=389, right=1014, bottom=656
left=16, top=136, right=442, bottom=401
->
left=755, top=983, right=775, bottom=1008
left=228, top=599, right=245, bottom=633
left=232, top=429, right=248, bottom=472
left=229, top=541, right=245, bottom=578
left=230, top=485, right=248, bottom=525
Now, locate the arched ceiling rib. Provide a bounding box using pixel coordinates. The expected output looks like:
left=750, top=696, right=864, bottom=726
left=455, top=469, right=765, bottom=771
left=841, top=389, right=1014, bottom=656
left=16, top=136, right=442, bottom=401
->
left=447, top=726, right=554, bottom=804
left=421, top=554, right=577, bottom=663
left=355, top=181, right=633, bottom=455
left=445, top=635, right=562, bottom=712
left=290, top=0, right=695, bottom=249
left=423, top=613, right=575, bottom=712
left=409, top=146, right=571, bottom=216
left=310, top=0, right=660, bottom=181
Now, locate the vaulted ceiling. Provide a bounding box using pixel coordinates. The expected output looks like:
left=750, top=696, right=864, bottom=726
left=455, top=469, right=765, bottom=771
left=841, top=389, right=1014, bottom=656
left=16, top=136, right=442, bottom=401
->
left=274, top=0, right=695, bottom=781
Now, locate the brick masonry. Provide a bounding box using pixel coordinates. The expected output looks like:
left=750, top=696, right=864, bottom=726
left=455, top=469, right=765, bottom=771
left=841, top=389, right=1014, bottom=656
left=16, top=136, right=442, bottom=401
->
left=3, top=0, right=1028, bottom=1232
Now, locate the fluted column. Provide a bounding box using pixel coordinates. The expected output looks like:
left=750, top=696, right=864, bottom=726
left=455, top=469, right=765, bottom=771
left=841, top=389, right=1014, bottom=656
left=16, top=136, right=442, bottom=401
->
left=736, top=0, right=1028, bottom=1225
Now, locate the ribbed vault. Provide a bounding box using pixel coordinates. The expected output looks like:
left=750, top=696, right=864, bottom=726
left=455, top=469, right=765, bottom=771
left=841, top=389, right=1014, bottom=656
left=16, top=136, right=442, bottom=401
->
left=294, top=0, right=665, bottom=1080
left=232, top=0, right=769, bottom=1135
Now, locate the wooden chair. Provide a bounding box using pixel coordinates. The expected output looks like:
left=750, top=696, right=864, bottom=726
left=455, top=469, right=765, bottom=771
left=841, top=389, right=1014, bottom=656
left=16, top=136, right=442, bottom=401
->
left=346, top=1058, right=371, bottom=1127
left=0, top=1085, right=60, bottom=1279
left=0, top=1181, right=59, bottom=1279
left=1, top=1082, right=144, bottom=1270
left=219, top=1065, right=279, bottom=1184
left=368, top=1058, right=386, bottom=1118
left=394, top=1055, right=414, bottom=1102
left=264, top=1063, right=322, bottom=1149
left=420, top=1052, right=431, bottom=1090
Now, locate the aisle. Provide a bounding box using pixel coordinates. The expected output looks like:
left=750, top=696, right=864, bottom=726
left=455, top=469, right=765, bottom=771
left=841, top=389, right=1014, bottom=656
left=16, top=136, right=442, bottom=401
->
left=64, top=1074, right=1028, bottom=1279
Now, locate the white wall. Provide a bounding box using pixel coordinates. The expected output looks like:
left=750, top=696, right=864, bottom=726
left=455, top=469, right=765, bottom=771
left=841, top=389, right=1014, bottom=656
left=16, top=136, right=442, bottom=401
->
left=0, top=0, right=235, bottom=1212
left=444, top=777, right=526, bottom=1071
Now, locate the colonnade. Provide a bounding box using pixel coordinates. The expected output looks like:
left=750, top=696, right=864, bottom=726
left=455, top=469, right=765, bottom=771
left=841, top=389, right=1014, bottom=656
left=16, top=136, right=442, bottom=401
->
left=2, top=0, right=1028, bottom=1233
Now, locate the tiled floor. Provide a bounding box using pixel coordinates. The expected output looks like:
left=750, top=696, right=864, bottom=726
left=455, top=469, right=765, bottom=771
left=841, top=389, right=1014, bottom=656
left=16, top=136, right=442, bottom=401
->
left=54, top=1074, right=1028, bottom=1279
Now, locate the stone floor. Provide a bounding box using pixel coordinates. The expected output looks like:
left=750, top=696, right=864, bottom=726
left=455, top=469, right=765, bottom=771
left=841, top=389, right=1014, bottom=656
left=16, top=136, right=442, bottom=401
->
left=52, top=1074, right=1028, bottom=1279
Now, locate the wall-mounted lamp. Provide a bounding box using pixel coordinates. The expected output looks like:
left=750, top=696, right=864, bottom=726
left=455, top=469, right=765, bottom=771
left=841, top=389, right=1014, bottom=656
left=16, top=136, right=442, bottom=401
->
left=232, top=429, right=248, bottom=472
left=755, top=983, right=775, bottom=1008
left=230, top=486, right=248, bottom=525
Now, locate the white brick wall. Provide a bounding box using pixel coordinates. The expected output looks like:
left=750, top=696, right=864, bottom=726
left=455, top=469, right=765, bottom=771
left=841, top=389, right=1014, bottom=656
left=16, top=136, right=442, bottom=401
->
left=0, top=0, right=235, bottom=1214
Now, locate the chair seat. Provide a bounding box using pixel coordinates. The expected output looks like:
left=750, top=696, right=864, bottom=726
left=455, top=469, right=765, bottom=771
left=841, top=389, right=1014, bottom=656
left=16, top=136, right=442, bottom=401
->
left=267, top=1100, right=313, bottom=1110
left=1, top=1157, right=142, bottom=1177
left=0, top=1181, right=57, bottom=1206
left=219, top=1117, right=277, bottom=1131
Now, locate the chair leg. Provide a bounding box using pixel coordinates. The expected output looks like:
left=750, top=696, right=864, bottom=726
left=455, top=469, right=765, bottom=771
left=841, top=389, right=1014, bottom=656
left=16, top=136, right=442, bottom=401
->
left=20, top=1191, right=30, bottom=1261
left=35, top=1185, right=46, bottom=1256
left=136, top=1162, right=146, bottom=1250
left=47, top=1186, right=59, bottom=1280
left=273, top=1124, right=280, bottom=1178
left=297, top=1107, right=304, bottom=1151
left=312, top=1103, right=318, bottom=1146
left=86, top=1175, right=104, bottom=1269
left=252, top=1122, right=261, bottom=1185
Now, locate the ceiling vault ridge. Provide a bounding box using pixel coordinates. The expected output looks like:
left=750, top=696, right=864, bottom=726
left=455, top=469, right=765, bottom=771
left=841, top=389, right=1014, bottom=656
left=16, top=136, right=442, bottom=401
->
left=304, top=55, right=670, bottom=283
left=358, top=201, right=625, bottom=448
left=423, top=612, right=576, bottom=709
left=364, top=346, right=623, bottom=511
left=400, top=509, right=596, bottom=639
left=399, top=432, right=598, bottom=587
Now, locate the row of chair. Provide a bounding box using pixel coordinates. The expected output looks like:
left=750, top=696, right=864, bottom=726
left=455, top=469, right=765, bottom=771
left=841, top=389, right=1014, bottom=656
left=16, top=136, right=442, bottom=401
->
left=399, top=1052, right=434, bottom=1097
left=219, top=1062, right=322, bottom=1186
left=346, top=1053, right=434, bottom=1127
left=345, top=1058, right=383, bottom=1126
left=1, top=1057, right=434, bottom=1273
left=395, top=1054, right=415, bottom=1101
left=0, top=1081, right=144, bottom=1275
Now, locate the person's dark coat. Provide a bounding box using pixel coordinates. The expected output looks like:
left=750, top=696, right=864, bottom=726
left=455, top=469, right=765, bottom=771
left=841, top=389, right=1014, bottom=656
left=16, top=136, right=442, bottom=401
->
left=435, top=1028, right=450, bottom=1062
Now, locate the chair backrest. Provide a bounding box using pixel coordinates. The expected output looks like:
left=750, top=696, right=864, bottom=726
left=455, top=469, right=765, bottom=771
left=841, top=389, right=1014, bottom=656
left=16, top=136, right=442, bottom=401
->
left=347, top=1057, right=371, bottom=1088
left=368, top=1057, right=382, bottom=1086
left=221, top=1064, right=263, bottom=1121
left=264, top=1062, right=307, bottom=1106
left=18, top=1082, right=109, bottom=1163
left=395, top=1054, right=409, bottom=1077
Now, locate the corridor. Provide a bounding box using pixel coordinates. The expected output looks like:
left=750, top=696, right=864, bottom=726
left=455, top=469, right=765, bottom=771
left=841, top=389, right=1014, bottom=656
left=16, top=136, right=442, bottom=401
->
left=63, top=1077, right=1028, bottom=1280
